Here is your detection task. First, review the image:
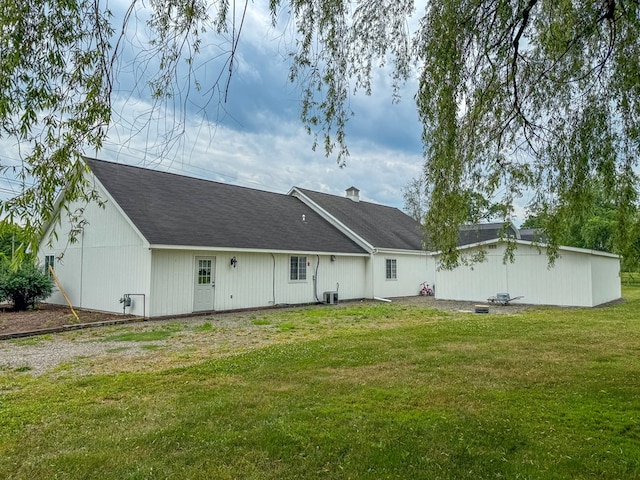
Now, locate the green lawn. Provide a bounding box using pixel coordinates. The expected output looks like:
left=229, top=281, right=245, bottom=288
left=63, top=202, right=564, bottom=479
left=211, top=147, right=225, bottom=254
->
left=1, top=289, right=639, bottom=479
left=622, top=271, right=640, bottom=286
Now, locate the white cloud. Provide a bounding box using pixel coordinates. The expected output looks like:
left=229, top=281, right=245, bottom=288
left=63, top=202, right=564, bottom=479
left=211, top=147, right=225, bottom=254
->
left=0, top=1, right=426, bottom=215
left=101, top=94, right=423, bottom=210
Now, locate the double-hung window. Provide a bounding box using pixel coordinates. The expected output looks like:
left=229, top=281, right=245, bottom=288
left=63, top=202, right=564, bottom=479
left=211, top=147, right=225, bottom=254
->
left=385, top=258, right=397, bottom=280
left=290, top=256, right=307, bottom=281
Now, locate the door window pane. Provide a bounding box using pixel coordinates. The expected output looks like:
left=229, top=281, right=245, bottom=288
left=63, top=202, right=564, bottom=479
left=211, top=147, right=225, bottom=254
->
left=198, top=259, right=212, bottom=284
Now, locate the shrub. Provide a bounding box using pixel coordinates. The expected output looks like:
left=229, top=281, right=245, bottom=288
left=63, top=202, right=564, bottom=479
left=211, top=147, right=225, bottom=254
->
left=0, top=263, right=54, bottom=311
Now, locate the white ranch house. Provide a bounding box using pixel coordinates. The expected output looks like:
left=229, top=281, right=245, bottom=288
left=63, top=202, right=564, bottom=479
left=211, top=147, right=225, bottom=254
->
left=39, top=159, right=621, bottom=317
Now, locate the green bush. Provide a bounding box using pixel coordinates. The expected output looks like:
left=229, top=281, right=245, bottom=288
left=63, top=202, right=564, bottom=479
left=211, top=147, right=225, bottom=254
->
left=0, top=263, right=54, bottom=311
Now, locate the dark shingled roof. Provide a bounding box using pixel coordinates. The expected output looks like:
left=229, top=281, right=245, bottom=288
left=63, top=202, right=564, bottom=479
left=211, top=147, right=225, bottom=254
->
left=86, top=159, right=367, bottom=254
left=519, top=228, right=547, bottom=243
left=457, top=222, right=519, bottom=246
left=294, top=188, right=425, bottom=250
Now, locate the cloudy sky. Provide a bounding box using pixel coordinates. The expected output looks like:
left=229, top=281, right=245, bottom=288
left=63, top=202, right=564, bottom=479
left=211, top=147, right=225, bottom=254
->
left=1, top=2, right=420, bottom=208
left=93, top=1, right=426, bottom=210
left=1, top=1, right=510, bottom=218
left=0, top=1, right=534, bottom=220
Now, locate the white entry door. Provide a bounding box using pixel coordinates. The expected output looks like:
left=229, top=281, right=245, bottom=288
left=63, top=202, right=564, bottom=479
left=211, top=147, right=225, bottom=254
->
left=194, top=256, right=215, bottom=311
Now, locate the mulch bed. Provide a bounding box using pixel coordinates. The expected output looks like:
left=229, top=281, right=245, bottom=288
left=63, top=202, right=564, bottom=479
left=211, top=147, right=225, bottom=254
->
left=0, top=303, right=136, bottom=337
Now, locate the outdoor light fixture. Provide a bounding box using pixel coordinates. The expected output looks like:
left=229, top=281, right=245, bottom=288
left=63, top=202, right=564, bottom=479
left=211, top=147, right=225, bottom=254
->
left=230, top=256, right=238, bottom=268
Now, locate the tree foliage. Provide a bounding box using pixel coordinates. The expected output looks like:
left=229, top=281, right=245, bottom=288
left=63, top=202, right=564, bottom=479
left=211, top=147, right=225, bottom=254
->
left=412, top=0, right=639, bottom=265
left=523, top=180, right=640, bottom=270
left=402, top=176, right=428, bottom=223
left=403, top=174, right=504, bottom=225
left=0, top=221, right=31, bottom=263
left=0, top=0, right=639, bottom=266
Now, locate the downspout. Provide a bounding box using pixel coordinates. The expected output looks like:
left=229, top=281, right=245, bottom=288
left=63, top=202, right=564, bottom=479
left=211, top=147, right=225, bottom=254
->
left=374, top=296, right=392, bottom=303
left=270, top=253, right=276, bottom=306
left=369, top=249, right=377, bottom=300
left=314, top=255, right=320, bottom=302
left=505, top=254, right=509, bottom=294
left=79, top=227, right=84, bottom=308
left=371, top=249, right=390, bottom=302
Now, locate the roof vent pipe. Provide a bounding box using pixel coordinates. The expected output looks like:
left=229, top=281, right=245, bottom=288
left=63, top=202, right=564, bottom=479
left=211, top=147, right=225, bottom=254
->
left=346, top=186, right=360, bottom=202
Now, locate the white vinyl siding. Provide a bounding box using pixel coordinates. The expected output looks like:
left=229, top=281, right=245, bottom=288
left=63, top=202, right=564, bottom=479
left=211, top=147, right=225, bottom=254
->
left=433, top=242, right=621, bottom=307
left=149, top=250, right=195, bottom=317
left=371, top=252, right=431, bottom=299
left=39, top=181, right=151, bottom=317
left=151, top=251, right=367, bottom=316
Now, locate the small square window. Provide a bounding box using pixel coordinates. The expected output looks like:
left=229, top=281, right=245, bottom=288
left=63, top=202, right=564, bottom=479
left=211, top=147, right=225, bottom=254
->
left=386, top=259, right=397, bottom=280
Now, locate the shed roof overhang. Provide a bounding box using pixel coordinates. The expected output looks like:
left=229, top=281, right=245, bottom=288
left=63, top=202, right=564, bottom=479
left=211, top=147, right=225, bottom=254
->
left=429, top=238, right=621, bottom=259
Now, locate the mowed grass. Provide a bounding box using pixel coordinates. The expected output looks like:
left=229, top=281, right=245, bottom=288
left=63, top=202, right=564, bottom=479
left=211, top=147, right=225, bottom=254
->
left=1, top=290, right=639, bottom=479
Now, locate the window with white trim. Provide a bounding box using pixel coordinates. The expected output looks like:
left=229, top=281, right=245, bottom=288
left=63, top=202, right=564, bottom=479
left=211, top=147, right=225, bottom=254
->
left=290, top=255, right=307, bottom=281
left=386, top=258, right=397, bottom=280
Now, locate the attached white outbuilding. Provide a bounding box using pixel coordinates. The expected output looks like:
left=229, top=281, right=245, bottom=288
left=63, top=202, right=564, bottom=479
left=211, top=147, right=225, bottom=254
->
left=431, top=240, right=621, bottom=307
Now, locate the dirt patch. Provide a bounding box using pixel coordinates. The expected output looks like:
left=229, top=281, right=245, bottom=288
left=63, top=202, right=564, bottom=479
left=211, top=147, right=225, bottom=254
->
left=0, top=296, right=531, bottom=335
left=390, top=295, right=533, bottom=314
left=0, top=297, right=536, bottom=376
left=0, top=303, right=134, bottom=336
left=0, top=297, right=532, bottom=338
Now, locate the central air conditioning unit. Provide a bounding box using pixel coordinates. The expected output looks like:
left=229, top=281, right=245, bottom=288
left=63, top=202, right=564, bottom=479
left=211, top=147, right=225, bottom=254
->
left=323, top=291, right=339, bottom=305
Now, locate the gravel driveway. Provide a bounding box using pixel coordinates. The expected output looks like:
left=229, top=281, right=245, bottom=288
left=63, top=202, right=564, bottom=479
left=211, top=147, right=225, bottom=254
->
left=0, top=297, right=532, bottom=376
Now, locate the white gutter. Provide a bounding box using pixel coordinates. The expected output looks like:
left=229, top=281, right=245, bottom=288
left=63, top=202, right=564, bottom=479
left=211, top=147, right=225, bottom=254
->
left=429, top=238, right=620, bottom=259
left=148, top=244, right=369, bottom=257
left=375, top=247, right=432, bottom=256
